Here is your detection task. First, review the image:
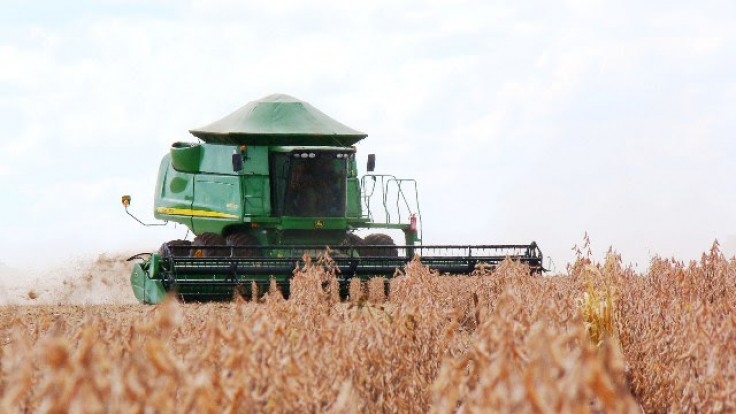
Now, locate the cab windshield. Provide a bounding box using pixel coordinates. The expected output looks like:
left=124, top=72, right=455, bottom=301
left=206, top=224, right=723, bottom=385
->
left=271, top=152, right=347, bottom=217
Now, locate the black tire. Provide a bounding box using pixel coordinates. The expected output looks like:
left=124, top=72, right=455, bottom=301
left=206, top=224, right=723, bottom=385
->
left=225, top=233, right=261, bottom=258
left=191, top=232, right=228, bottom=257
left=341, top=233, right=364, bottom=247
left=158, top=239, right=192, bottom=258
left=362, top=233, right=399, bottom=257
left=337, top=233, right=364, bottom=259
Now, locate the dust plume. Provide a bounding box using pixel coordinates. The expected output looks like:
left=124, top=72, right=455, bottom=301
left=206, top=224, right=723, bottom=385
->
left=0, top=252, right=139, bottom=305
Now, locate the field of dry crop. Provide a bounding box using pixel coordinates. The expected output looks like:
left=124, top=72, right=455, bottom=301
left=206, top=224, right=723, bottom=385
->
left=0, top=243, right=734, bottom=413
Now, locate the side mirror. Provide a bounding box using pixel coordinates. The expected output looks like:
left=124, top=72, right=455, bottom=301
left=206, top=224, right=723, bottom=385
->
left=367, top=154, right=376, bottom=172
left=232, top=153, right=243, bottom=172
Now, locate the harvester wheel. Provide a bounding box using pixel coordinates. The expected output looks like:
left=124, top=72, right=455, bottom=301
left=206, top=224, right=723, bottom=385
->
left=341, top=233, right=364, bottom=247
left=338, top=233, right=364, bottom=258
left=362, top=233, right=399, bottom=257
left=342, top=233, right=363, bottom=246
left=158, top=239, right=192, bottom=258
left=226, top=233, right=261, bottom=257
left=191, top=232, right=228, bottom=257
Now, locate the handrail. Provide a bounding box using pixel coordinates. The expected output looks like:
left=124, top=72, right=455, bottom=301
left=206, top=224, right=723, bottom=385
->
left=360, top=174, right=421, bottom=237
left=384, top=177, right=422, bottom=241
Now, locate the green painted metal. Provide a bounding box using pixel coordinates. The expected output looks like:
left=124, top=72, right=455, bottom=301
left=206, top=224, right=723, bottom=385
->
left=152, top=142, right=365, bottom=236
left=129, top=93, right=542, bottom=304
left=132, top=95, right=421, bottom=303
left=169, top=142, right=202, bottom=173
left=130, top=255, right=167, bottom=304
left=189, top=94, right=367, bottom=146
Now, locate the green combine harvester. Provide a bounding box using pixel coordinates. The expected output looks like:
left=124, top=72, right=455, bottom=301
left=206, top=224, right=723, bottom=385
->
left=123, top=94, right=543, bottom=303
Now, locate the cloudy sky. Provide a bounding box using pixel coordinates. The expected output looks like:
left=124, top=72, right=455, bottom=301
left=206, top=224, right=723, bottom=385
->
left=1, top=0, right=734, bottom=271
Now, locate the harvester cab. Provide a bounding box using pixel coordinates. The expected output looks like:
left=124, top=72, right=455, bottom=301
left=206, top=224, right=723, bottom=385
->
left=123, top=94, right=543, bottom=304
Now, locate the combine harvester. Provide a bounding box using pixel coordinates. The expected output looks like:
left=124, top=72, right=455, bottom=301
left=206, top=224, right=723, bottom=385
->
left=123, top=94, right=543, bottom=303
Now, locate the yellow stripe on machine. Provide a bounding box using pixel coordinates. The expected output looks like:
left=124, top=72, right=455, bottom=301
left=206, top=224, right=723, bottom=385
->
left=156, top=207, right=239, bottom=219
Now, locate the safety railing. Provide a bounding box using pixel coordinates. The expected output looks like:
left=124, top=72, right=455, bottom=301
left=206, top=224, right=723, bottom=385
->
left=360, top=174, right=422, bottom=238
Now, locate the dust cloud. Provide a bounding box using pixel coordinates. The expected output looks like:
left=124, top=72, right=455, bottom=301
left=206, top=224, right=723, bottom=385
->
left=0, top=252, right=139, bottom=305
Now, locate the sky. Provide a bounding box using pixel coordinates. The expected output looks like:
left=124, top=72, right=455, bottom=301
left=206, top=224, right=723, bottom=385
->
left=1, top=0, right=735, bottom=271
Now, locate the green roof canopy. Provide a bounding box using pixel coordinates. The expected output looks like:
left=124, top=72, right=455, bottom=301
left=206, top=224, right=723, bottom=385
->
left=189, top=94, right=367, bottom=146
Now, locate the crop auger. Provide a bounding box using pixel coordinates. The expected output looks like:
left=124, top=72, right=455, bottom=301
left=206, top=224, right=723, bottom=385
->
left=122, top=94, right=543, bottom=303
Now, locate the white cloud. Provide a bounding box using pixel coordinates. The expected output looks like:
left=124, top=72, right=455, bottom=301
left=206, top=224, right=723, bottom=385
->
left=0, top=0, right=734, bottom=269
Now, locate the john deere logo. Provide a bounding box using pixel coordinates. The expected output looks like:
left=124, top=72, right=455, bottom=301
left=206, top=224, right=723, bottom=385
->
left=314, top=220, right=324, bottom=228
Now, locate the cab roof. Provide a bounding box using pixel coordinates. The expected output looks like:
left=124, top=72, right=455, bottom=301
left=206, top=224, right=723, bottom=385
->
left=189, top=94, right=367, bottom=147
